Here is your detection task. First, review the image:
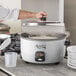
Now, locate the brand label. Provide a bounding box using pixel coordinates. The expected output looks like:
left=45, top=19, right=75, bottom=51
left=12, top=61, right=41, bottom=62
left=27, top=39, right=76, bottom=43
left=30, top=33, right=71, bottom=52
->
left=36, top=44, right=46, bottom=49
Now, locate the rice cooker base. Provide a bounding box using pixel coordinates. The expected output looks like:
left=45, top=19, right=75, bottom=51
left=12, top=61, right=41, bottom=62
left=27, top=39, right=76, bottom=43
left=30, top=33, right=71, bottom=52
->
left=21, top=37, right=66, bottom=64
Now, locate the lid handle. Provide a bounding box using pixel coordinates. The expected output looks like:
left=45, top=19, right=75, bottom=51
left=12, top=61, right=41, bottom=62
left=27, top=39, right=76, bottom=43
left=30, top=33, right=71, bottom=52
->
left=40, top=16, right=46, bottom=21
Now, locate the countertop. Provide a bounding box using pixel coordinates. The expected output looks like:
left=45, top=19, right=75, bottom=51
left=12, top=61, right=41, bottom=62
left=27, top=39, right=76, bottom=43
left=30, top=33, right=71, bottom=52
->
left=0, top=56, right=76, bottom=76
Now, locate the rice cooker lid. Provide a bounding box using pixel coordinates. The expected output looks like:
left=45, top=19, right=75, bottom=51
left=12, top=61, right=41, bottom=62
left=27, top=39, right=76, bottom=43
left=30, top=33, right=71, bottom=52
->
left=21, top=33, right=66, bottom=41
left=23, top=21, right=60, bottom=26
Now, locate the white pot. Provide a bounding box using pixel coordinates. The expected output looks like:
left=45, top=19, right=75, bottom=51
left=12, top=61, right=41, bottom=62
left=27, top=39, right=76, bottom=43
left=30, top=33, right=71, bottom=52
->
left=21, top=33, right=66, bottom=64
left=67, top=46, right=76, bottom=69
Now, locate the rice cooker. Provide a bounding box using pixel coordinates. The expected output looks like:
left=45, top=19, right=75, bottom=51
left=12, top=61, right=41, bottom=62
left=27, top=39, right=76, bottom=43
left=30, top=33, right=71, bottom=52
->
left=21, top=32, right=67, bottom=64
left=20, top=0, right=69, bottom=64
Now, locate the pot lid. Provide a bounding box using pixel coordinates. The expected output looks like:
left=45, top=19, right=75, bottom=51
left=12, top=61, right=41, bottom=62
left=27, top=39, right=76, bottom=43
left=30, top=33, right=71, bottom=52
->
left=0, top=23, right=10, bottom=30
left=23, top=21, right=61, bottom=26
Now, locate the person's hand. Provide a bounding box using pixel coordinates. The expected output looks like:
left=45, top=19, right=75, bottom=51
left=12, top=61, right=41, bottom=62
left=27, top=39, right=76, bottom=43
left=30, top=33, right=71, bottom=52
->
left=35, top=11, right=47, bottom=19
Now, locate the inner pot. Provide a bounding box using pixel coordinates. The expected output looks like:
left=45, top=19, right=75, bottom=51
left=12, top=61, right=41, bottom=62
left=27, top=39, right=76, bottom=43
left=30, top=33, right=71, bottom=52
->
left=21, top=33, right=66, bottom=41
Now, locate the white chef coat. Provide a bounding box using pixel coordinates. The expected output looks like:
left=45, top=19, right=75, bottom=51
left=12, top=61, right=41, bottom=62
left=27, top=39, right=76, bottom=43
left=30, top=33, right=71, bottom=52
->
left=0, top=6, right=19, bottom=20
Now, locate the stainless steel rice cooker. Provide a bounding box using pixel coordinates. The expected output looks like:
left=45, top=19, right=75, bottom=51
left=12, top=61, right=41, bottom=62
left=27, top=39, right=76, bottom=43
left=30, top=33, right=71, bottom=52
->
left=21, top=33, right=67, bottom=64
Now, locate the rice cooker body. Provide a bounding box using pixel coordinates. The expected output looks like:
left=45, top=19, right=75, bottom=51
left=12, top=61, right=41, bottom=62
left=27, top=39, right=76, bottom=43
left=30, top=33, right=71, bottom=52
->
left=21, top=36, right=66, bottom=64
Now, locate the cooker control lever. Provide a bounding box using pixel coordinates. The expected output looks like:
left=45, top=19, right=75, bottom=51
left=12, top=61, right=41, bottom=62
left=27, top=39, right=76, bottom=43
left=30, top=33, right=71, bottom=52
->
left=35, top=51, right=45, bottom=62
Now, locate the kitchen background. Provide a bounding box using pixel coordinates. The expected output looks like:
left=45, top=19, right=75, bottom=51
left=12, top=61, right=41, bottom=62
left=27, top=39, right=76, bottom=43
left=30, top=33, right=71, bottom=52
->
left=0, top=0, right=76, bottom=44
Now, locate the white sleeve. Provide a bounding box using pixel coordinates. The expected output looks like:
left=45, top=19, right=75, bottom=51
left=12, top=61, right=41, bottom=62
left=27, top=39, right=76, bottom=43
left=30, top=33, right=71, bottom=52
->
left=0, top=7, right=19, bottom=20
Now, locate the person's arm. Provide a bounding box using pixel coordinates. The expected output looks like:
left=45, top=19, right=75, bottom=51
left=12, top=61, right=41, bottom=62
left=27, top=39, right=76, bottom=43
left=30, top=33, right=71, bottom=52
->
left=0, top=7, right=19, bottom=20
left=0, top=6, right=47, bottom=20
left=18, top=10, right=47, bottom=19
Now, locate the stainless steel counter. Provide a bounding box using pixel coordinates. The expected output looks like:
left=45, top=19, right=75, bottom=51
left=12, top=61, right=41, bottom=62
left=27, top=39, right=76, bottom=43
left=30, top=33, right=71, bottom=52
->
left=0, top=56, right=76, bottom=76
